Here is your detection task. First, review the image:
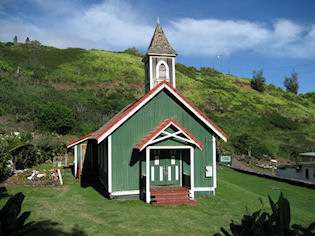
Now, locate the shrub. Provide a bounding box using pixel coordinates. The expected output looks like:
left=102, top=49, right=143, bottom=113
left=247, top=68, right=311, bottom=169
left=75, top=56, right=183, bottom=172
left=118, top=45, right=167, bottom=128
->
left=251, top=70, right=266, bottom=92
left=215, top=193, right=315, bottom=236
left=232, top=134, right=257, bottom=156
left=35, top=103, right=75, bottom=135
left=123, top=47, right=144, bottom=57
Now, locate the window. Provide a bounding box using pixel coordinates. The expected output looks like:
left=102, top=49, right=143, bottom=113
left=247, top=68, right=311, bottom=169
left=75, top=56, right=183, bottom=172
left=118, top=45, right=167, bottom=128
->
left=156, top=60, right=169, bottom=81
left=306, top=168, right=309, bottom=179
left=159, top=64, right=166, bottom=79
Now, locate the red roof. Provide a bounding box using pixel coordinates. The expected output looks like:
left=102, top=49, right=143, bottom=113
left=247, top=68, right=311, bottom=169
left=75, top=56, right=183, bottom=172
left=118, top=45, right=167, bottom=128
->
left=66, top=80, right=228, bottom=148
left=134, top=118, right=204, bottom=151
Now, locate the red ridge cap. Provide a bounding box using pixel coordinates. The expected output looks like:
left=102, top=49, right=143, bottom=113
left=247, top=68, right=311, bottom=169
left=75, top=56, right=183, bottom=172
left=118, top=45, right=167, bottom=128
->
left=66, top=132, right=94, bottom=148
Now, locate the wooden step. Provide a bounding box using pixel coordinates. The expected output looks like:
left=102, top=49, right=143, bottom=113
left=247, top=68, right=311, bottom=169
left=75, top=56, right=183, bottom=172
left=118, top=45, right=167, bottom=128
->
left=151, top=199, right=197, bottom=206
left=150, top=187, right=197, bottom=206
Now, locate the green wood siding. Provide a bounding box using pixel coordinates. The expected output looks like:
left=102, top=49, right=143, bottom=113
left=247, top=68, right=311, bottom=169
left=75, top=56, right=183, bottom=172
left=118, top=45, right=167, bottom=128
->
left=110, top=90, right=214, bottom=192
left=98, top=139, right=108, bottom=190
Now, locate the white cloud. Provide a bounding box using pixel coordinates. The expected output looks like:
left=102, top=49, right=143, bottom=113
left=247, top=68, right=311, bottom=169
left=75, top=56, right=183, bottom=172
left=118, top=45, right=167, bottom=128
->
left=0, top=0, right=314, bottom=59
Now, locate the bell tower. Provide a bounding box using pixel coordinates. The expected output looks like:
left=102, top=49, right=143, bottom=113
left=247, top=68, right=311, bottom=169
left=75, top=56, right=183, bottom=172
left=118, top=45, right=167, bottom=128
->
left=143, top=18, right=177, bottom=93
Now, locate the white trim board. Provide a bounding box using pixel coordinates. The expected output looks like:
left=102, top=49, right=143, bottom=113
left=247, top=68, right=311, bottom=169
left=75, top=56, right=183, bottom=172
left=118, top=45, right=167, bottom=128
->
left=108, top=135, right=112, bottom=193
left=194, top=187, right=215, bottom=192
left=212, top=136, right=217, bottom=189
left=97, top=82, right=227, bottom=144
left=111, top=190, right=140, bottom=196
left=74, top=145, right=77, bottom=177
left=139, top=121, right=202, bottom=151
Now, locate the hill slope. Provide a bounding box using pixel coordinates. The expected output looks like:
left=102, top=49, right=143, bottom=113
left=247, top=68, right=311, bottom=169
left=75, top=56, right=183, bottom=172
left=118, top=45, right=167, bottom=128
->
left=0, top=42, right=314, bottom=159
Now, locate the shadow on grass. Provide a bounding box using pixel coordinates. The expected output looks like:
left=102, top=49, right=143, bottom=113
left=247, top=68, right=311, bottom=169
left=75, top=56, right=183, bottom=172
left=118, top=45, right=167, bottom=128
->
left=26, top=220, right=88, bottom=236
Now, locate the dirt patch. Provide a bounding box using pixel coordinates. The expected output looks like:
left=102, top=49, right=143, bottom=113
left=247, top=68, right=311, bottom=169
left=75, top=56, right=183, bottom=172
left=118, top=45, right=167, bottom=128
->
left=233, top=81, right=252, bottom=89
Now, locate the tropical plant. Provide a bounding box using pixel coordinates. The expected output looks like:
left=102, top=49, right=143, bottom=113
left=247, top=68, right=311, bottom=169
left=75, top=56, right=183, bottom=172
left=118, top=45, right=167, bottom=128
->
left=215, top=193, right=315, bottom=236
left=0, top=190, right=33, bottom=236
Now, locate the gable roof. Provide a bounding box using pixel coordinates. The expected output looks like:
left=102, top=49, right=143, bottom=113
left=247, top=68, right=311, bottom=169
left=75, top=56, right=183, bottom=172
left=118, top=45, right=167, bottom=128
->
left=134, top=118, right=204, bottom=151
left=66, top=81, right=228, bottom=148
left=145, top=22, right=177, bottom=56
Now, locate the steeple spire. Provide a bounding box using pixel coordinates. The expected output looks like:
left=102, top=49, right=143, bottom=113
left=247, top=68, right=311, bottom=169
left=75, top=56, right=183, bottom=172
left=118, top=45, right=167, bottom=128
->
left=144, top=19, right=177, bottom=56
left=143, top=19, right=177, bottom=93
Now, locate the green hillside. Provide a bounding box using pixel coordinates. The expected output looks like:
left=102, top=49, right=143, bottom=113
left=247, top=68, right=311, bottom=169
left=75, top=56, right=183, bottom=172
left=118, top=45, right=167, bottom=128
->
left=0, top=42, right=315, bottom=159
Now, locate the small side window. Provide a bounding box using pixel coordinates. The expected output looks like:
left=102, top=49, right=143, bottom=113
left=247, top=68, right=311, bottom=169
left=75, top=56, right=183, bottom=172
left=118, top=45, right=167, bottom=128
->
left=306, top=168, right=309, bottom=179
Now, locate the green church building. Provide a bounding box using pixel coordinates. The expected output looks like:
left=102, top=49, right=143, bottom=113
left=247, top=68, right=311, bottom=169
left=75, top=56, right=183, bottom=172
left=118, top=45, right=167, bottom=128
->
left=67, top=20, right=228, bottom=205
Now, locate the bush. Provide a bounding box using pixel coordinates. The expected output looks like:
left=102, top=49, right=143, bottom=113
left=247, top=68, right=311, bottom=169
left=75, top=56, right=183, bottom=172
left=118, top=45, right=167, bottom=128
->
left=215, top=193, right=315, bottom=236
left=123, top=47, right=144, bottom=57
left=35, top=103, right=75, bottom=134
left=251, top=70, right=266, bottom=92
left=232, top=134, right=257, bottom=156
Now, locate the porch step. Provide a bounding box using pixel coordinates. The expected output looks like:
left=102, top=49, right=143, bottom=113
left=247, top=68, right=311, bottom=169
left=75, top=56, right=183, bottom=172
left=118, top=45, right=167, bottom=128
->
left=150, top=187, right=197, bottom=206
left=151, top=199, right=197, bottom=206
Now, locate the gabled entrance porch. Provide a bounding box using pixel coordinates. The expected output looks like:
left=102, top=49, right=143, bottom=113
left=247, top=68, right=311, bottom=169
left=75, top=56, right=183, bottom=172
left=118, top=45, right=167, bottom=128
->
left=145, top=146, right=195, bottom=204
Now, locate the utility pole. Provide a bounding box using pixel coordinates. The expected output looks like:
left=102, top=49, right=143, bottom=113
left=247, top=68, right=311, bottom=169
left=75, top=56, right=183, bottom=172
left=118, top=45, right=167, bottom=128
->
left=228, top=54, right=230, bottom=75
left=217, top=53, right=221, bottom=73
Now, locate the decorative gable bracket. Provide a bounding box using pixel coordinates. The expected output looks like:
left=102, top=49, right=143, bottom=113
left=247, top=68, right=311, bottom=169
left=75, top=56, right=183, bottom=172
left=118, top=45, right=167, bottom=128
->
left=134, top=118, right=204, bottom=152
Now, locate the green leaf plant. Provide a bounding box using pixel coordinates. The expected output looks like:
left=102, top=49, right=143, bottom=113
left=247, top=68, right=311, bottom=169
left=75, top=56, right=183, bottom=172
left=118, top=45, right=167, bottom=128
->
left=215, top=193, right=315, bottom=236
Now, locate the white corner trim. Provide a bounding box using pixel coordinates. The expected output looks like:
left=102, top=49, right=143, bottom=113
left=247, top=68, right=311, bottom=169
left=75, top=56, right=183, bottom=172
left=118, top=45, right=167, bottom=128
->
left=146, top=148, right=150, bottom=203
left=74, top=145, right=77, bottom=177
left=212, top=136, right=217, bottom=189
left=149, top=56, right=153, bottom=90
left=111, top=190, right=140, bottom=196
left=97, top=82, right=227, bottom=144
left=108, top=135, right=112, bottom=193
left=156, top=60, right=169, bottom=79
left=172, top=57, right=176, bottom=88
left=190, top=147, right=194, bottom=200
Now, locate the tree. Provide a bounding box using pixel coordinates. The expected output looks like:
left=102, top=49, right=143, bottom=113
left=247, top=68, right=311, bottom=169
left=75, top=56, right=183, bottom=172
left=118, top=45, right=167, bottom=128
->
left=284, top=72, right=299, bottom=94
left=13, top=36, right=18, bottom=44
left=251, top=70, right=266, bottom=92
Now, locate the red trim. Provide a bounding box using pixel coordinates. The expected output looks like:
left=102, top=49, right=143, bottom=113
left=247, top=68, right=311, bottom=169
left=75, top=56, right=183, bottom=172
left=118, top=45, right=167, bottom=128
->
left=67, top=80, right=228, bottom=149
left=66, top=132, right=94, bottom=148
left=164, top=81, right=229, bottom=139
left=134, top=118, right=204, bottom=150
left=95, top=81, right=167, bottom=140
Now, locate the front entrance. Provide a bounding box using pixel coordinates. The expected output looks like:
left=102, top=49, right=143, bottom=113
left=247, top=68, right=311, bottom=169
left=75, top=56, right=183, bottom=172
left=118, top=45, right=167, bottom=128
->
left=150, top=149, right=180, bottom=187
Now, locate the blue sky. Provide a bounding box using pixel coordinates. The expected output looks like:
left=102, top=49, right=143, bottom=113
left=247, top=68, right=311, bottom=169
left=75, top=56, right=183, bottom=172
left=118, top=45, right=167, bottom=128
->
left=1, top=0, right=314, bottom=93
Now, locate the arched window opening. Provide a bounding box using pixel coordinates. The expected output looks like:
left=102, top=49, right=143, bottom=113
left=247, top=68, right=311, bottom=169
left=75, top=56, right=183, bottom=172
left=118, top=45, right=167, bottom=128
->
left=159, top=64, right=166, bottom=79
left=156, top=60, right=169, bottom=82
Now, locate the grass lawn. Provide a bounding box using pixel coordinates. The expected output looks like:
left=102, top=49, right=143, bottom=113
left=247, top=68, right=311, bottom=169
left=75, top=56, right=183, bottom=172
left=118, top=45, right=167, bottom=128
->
left=1, top=166, right=315, bottom=235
